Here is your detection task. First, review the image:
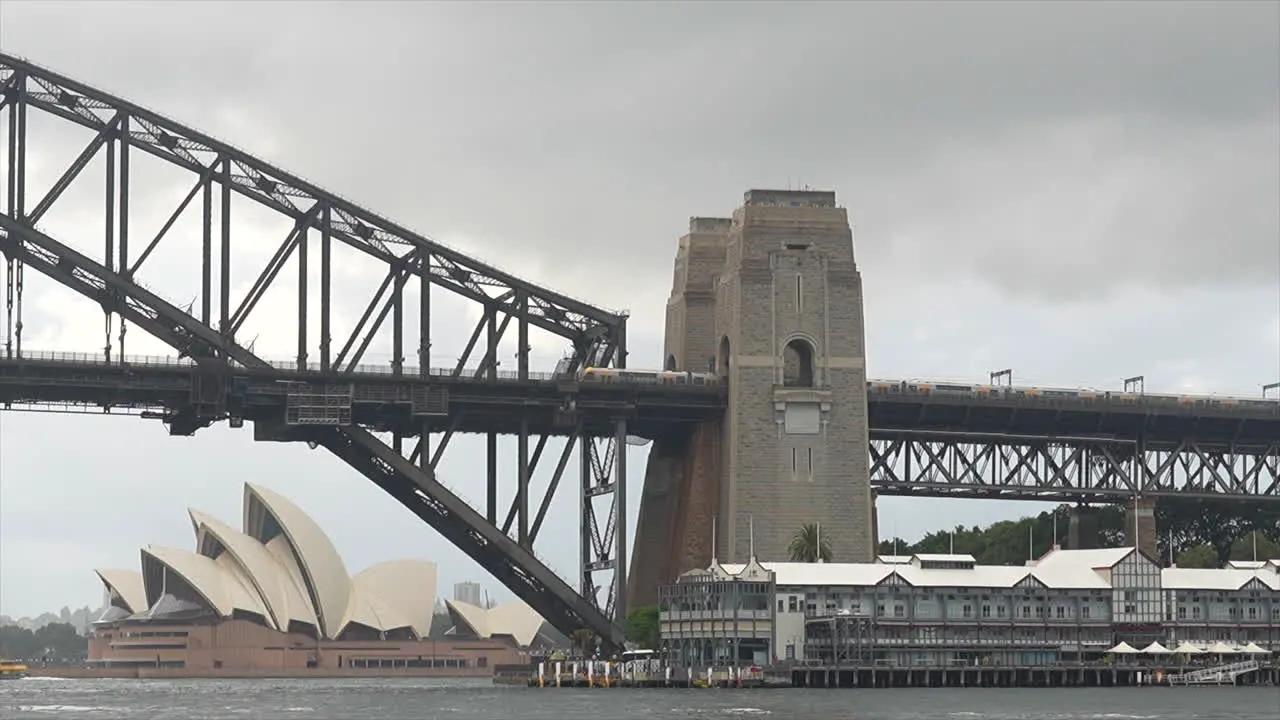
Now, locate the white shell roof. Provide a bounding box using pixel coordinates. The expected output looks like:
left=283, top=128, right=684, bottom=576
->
left=339, top=580, right=414, bottom=637
left=244, top=483, right=351, bottom=639
left=189, top=509, right=318, bottom=630
left=445, top=599, right=549, bottom=647
left=94, top=569, right=147, bottom=614
left=348, top=560, right=438, bottom=639
left=141, top=546, right=271, bottom=621
left=96, top=482, right=443, bottom=641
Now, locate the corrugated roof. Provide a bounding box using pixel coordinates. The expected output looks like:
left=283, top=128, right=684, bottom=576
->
left=718, top=549, right=1277, bottom=593
left=1034, top=547, right=1133, bottom=569
left=1162, top=568, right=1280, bottom=591
left=876, top=555, right=912, bottom=565
left=914, top=554, right=977, bottom=564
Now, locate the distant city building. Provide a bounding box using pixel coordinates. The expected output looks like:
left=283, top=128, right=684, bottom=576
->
left=453, top=581, right=483, bottom=607
left=660, top=548, right=1280, bottom=667
left=89, top=483, right=559, bottom=676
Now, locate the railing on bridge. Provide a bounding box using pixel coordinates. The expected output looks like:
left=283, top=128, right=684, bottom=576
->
left=6, top=350, right=1277, bottom=416
left=1, top=349, right=566, bottom=381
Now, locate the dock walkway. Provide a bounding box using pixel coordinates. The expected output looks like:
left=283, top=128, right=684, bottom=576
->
left=505, top=660, right=1279, bottom=689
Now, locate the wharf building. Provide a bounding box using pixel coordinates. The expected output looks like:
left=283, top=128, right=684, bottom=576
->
left=89, top=483, right=559, bottom=675
left=657, top=547, right=1280, bottom=668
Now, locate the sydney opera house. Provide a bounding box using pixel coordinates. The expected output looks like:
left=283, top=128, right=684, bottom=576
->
left=88, top=483, right=559, bottom=676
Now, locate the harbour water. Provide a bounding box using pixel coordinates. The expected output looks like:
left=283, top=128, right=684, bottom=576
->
left=1, top=677, right=1277, bottom=719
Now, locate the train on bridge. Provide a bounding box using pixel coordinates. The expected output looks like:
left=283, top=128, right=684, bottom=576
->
left=868, top=380, right=1279, bottom=411
left=578, top=367, right=720, bottom=386
left=577, top=367, right=1279, bottom=414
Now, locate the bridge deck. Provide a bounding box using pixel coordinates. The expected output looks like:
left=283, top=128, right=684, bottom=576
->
left=1, top=352, right=1275, bottom=447
left=0, top=353, right=721, bottom=437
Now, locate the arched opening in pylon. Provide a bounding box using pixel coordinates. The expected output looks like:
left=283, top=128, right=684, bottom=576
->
left=782, top=338, right=815, bottom=387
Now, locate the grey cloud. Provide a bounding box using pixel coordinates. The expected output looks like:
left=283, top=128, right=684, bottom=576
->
left=9, top=0, right=1273, bottom=303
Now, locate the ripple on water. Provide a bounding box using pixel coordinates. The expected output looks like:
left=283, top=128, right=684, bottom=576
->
left=2, top=680, right=1278, bottom=719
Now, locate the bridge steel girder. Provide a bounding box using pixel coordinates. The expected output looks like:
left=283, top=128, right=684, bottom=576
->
left=870, top=430, right=1280, bottom=502
left=0, top=208, right=628, bottom=653
left=1, top=349, right=1278, bottom=504
left=0, top=53, right=632, bottom=651
left=0, top=53, right=626, bottom=367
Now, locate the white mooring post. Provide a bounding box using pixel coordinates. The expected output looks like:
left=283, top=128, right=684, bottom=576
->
left=537, top=661, right=545, bottom=687
left=555, top=661, right=562, bottom=687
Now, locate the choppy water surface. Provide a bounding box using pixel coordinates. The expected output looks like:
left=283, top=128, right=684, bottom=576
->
left=1, top=677, right=1276, bottom=719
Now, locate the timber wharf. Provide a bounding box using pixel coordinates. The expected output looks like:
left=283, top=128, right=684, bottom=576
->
left=788, top=661, right=1279, bottom=688
left=499, top=660, right=1280, bottom=689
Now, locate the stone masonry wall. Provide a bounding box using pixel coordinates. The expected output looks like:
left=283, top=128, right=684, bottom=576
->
left=713, top=191, right=876, bottom=564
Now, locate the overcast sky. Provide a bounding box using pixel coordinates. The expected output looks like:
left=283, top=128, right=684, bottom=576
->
left=0, top=1, right=1276, bottom=618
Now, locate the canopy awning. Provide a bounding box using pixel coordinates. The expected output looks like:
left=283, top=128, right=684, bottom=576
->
left=1141, top=641, right=1171, bottom=654
left=1205, top=641, right=1238, bottom=654
left=1171, top=642, right=1203, bottom=654
left=1239, top=642, right=1270, bottom=655
left=1107, top=641, right=1140, bottom=654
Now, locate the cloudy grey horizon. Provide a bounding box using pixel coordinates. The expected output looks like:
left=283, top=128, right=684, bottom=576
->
left=0, top=1, right=1277, bottom=618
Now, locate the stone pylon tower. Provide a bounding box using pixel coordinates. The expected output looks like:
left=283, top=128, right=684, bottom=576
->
left=666, top=189, right=876, bottom=565
left=629, top=189, right=877, bottom=607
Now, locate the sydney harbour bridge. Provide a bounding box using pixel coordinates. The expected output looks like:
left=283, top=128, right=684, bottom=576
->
left=1, top=53, right=1277, bottom=654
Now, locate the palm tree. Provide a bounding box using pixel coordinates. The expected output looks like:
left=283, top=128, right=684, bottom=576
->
left=788, top=523, right=832, bottom=562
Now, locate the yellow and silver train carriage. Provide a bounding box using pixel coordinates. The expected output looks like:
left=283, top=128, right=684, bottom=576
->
left=866, top=380, right=1279, bottom=410
left=578, top=367, right=721, bottom=386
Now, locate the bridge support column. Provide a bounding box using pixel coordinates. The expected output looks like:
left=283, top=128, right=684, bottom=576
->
left=613, top=418, right=628, bottom=625
left=871, top=490, right=880, bottom=554
left=1125, top=497, right=1157, bottom=558
left=580, top=418, right=629, bottom=626
left=1068, top=506, right=1101, bottom=550
left=650, top=192, right=874, bottom=567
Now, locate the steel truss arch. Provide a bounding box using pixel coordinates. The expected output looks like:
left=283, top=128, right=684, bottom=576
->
left=870, top=430, right=1280, bottom=502
left=0, top=53, right=631, bottom=651
left=0, top=215, right=626, bottom=649
left=0, top=52, right=626, bottom=367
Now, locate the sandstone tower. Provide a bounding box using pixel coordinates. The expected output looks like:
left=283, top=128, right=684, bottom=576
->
left=629, top=189, right=877, bottom=607
left=681, top=188, right=876, bottom=558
